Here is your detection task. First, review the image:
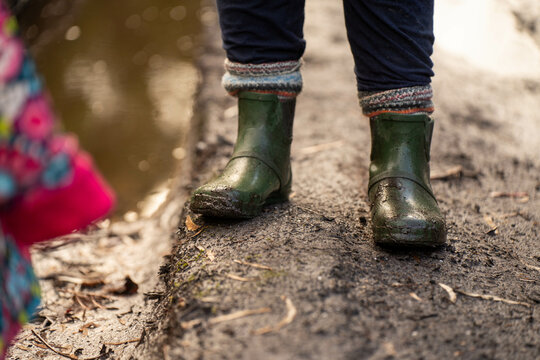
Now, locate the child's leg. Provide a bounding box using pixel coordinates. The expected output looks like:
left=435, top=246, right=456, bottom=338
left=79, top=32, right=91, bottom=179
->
left=343, top=0, right=446, bottom=246
left=190, top=0, right=304, bottom=217
left=217, top=0, right=306, bottom=99
left=343, top=0, right=434, bottom=94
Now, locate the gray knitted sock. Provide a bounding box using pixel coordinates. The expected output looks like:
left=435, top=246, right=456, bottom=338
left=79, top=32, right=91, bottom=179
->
left=358, top=85, right=434, bottom=117
left=222, top=59, right=302, bottom=99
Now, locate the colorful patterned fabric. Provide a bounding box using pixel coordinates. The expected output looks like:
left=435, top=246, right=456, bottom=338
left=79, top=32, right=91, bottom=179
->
left=0, top=2, right=115, bottom=358
left=0, top=4, right=66, bottom=205
left=1, top=232, right=40, bottom=358
left=222, top=59, right=302, bottom=99
left=358, top=85, right=434, bottom=118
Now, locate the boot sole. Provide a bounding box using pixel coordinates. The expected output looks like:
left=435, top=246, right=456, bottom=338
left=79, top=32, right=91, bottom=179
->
left=190, top=180, right=291, bottom=219
left=372, top=224, right=447, bottom=248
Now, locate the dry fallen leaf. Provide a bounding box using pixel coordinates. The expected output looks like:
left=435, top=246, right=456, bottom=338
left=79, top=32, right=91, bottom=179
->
left=409, top=292, right=423, bottom=302
left=438, top=283, right=457, bottom=303
left=185, top=215, right=200, bottom=232
left=483, top=214, right=499, bottom=235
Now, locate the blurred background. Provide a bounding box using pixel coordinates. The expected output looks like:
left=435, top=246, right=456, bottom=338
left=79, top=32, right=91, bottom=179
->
left=11, top=0, right=208, bottom=218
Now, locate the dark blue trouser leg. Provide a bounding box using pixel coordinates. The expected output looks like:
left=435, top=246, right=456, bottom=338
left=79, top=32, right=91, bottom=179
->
left=217, top=0, right=434, bottom=101
left=343, top=0, right=434, bottom=91
left=216, top=0, right=306, bottom=64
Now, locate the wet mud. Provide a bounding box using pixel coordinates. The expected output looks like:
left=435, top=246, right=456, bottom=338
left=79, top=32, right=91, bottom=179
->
left=139, top=1, right=540, bottom=359
left=8, top=0, right=540, bottom=359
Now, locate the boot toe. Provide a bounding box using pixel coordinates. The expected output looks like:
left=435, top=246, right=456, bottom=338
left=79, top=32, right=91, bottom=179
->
left=372, top=214, right=446, bottom=247
left=370, top=178, right=447, bottom=247
left=190, top=184, right=263, bottom=219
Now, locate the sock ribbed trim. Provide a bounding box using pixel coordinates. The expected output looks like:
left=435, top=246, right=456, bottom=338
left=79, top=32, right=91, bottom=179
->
left=222, top=59, right=302, bottom=99
left=358, top=85, right=434, bottom=117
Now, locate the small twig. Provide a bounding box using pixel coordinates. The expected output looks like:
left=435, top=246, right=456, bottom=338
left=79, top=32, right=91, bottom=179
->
left=430, top=165, right=463, bottom=180
left=233, top=259, right=274, bottom=271
left=33, top=237, right=84, bottom=252
left=522, top=262, right=540, bottom=273
left=31, top=329, right=77, bottom=359
left=189, top=227, right=207, bottom=238
left=74, top=294, right=90, bottom=311
left=90, top=296, right=107, bottom=310
left=103, top=338, right=141, bottom=346
left=438, top=283, right=457, bottom=303
left=209, top=307, right=271, bottom=325
left=489, top=191, right=528, bottom=199
left=254, top=296, right=297, bottom=335
left=226, top=273, right=257, bottom=282
left=78, top=322, right=99, bottom=335
left=456, top=290, right=530, bottom=307
left=181, top=319, right=203, bottom=330
left=65, top=289, right=113, bottom=299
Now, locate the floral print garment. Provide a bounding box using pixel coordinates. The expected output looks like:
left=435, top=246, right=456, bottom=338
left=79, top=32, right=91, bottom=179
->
left=0, top=1, right=115, bottom=357
left=0, top=232, right=40, bottom=357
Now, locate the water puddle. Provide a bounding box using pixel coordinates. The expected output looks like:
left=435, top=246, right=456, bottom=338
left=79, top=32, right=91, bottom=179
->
left=15, top=0, right=204, bottom=217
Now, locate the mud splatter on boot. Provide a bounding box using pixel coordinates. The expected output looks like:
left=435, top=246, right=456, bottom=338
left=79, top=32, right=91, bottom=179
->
left=368, top=113, right=446, bottom=247
left=190, top=92, right=294, bottom=218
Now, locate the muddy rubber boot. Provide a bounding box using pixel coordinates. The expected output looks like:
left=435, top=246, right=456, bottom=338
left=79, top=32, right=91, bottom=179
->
left=368, top=113, right=446, bottom=247
left=190, top=91, right=294, bottom=218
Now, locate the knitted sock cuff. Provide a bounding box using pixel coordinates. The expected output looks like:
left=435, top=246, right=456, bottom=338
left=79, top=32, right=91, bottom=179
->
left=358, top=85, right=434, bottom=117
left=222, top=59, right=302, bottom=99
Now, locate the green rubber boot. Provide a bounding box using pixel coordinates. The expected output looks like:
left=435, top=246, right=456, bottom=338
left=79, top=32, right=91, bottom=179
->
left=190, top=91, right=294, bottom=218
left=368, top=113, right=446, bottom=247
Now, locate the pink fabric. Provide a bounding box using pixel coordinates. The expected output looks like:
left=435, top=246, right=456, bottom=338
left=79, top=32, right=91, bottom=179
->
left=0, top=152, right=115, bottom=250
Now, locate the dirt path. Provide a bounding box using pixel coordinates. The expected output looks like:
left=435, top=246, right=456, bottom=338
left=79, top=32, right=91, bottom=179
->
left=140, top=1, right=540, bottom=359
left=8, top=0, right=540, bottom=359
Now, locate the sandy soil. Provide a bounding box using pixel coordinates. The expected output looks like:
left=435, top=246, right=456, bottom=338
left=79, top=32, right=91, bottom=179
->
left=9, top=0, right=540, bottom=359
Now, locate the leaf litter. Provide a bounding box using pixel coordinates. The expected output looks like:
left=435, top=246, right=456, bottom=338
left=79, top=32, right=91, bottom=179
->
left=185, top=215, right=201, bottom=231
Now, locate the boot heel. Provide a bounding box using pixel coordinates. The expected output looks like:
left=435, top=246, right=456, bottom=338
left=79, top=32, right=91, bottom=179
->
left=266, top=172, right=292, bottom=204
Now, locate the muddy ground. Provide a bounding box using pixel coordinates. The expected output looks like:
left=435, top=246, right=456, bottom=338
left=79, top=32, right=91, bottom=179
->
left=9, top=0, right=540, bottom=359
